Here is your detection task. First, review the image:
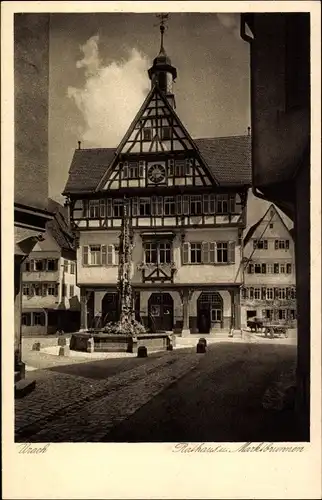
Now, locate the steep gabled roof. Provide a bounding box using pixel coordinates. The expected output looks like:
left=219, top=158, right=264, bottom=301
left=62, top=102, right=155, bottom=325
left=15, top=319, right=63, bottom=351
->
left=194, top=136, right=251, bottom=186
left=63, top=148, right=116, bottom=194
left=243, top=203, right=294, bottom=246
left=46, top=198, right=75, bottom=251
left=62, top=135, right=251, bottom=195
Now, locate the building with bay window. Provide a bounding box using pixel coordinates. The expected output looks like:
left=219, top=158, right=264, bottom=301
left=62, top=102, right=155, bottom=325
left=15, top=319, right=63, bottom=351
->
left=63, top=26, right=251, bottom=336
left=241, top=204, right=297, bottom=327
left=21, top=200, right=80, bottom=335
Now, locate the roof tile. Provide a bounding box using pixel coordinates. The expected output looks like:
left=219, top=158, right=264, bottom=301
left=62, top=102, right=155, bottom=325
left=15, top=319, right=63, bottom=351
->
left=63, top=136, right=251, bottom=194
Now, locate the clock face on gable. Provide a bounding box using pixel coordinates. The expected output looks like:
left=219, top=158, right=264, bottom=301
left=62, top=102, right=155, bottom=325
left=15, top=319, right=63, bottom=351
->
left=147, top=163, right=166, bottom=184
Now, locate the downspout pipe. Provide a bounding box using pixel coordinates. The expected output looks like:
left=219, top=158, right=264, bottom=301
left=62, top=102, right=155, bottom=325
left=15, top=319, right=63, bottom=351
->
left=240, top=15, right=266, bottom=203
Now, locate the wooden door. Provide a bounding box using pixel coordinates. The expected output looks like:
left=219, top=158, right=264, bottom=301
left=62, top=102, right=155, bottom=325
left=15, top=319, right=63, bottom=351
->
left=148, top=293, right=173, bottom=332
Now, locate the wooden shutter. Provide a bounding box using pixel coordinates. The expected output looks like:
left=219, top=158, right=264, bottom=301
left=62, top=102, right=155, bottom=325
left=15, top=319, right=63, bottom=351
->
left=123, top=163, right=128, bottom=179
left=209, top=194, right=215, bottom=214
left=202, top=242, right=210, bottom=263
left=99, top=199, right=106, bottom=217
left=132, top=197, right=139, bottom=216
left=139, top=161, right=145, bottom=178
left=151, top=196, right=157, bottom=216
left=209, top=242, right=216, bottom=263
left=286, top=240, right=290, bottom=249
left=182, top=242, right=190, bottom=264
left=82, top=200, right=88, bottom=217
left=183, top=195, right=190, bottom=215
left=275, top=240, right=279, bottom=250
left=203, top=195, right=209, bottom=214
left=83, top=246, right=89, bottom=266
left=274, top=287, right=279, bottom=299
left=235, top=194, right=243, bottom=214
left=42, top=284, right=47, bottom=296
left=261, top=287, right=266, bottom=300
left=176, top=195, right=182, bottom=215
left=228, top=241, right=235, bottom=263
left=107, top=244, right=114, bottom=265
left=229, top=194, right=236, bottom=213
left=106, top=198, right=112, bottom=217
left=261, top=263, right=266, bottom=274
left=157, top=196, right=163, bottom=215
left=101, top=245, right=107, bottom=265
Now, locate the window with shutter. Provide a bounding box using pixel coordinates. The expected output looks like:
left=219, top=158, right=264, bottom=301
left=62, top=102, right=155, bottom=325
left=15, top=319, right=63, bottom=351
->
left=182, top=242, right=190, bottom=264
left=228, top=241, right=235, bottom=263
left=83, top=246, right=89, bottom=266
left=202, top=242, right=210, bottom=264
left=101, top=245, right=107, bottom=265
left=209, top=242, right=216, bottom=263
left=107, top=245, right=114, bottom=265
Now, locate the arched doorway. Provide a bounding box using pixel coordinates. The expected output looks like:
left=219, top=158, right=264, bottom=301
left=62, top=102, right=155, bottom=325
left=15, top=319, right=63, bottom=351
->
left=197, top=292, right=223, bottom=333
left=101, top=292, right=120, bottom=326
left=148, top=293, right=173, bottom=332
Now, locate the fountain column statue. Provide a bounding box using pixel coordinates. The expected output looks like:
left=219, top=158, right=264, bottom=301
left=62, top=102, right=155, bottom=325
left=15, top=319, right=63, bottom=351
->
left=117, top=196, right=134, bottom=329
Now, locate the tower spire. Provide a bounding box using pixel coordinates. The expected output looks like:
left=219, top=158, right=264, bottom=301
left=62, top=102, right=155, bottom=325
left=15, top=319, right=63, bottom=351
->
left=157, top=13, right=168, bottom=54
left=148, top=13, right=177, bottom=107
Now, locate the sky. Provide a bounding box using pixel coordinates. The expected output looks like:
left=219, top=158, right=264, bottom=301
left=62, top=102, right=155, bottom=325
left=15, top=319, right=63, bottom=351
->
left=48, top=13, right=250, bottom=199
left=47, top=12, right=292, bottom=229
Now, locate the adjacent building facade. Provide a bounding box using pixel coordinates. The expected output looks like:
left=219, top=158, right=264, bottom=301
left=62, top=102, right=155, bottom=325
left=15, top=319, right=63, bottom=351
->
left=14, top=14, right=52, bottom=382
left=240, top=13, right=310, bottom=437
left=21, top=200, right=80, bottom=335
left=63, top=26, right=251, bottom=336
left=241, top=204, right=296, bottom=327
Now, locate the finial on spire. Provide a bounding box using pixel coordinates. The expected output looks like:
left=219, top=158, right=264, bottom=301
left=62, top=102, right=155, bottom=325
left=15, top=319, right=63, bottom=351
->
left=156, top=13, right=169, bottom=52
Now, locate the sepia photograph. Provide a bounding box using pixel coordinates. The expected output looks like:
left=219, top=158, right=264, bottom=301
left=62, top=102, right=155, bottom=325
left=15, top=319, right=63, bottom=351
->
left=3, top=2, right=321, bottom=498
left=13, top=8, right=311, bottom=443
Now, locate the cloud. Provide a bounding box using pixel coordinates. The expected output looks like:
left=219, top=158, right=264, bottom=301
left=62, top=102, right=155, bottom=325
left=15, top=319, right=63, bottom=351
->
left=67, top=35, right=150, bottom=147
left=216, top=13, right=240, bottom=39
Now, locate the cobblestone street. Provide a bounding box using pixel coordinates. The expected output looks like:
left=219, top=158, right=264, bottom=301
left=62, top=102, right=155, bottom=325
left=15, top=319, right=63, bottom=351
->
left=15, top=338, right=300, bottom=442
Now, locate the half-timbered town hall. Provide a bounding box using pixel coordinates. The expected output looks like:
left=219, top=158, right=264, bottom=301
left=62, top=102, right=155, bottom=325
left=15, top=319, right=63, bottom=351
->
left=63, top=22, right=251, bottom=336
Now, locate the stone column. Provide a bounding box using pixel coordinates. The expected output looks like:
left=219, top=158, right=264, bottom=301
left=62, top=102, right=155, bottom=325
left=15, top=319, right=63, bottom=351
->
left=234, top=288, right=241, bottom=329
left=80, top=288, right=88, bottom=330
left=229, top=290, right=235, bottom=329
left=181, top=289, right=192, bottom=337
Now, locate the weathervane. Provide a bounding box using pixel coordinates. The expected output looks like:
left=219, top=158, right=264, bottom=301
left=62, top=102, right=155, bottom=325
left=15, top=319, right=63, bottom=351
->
left=155, top=13, right=169, bottom=50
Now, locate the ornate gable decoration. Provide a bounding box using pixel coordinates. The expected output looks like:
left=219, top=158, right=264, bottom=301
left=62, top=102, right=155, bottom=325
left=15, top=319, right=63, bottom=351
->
left=96, top=86, right=218, bottom=191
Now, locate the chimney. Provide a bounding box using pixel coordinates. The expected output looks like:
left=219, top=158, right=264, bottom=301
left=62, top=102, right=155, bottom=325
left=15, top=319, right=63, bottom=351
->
left=78, top=141, right=81, bottom=150
left=247, top=127, right=251, bottom=136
